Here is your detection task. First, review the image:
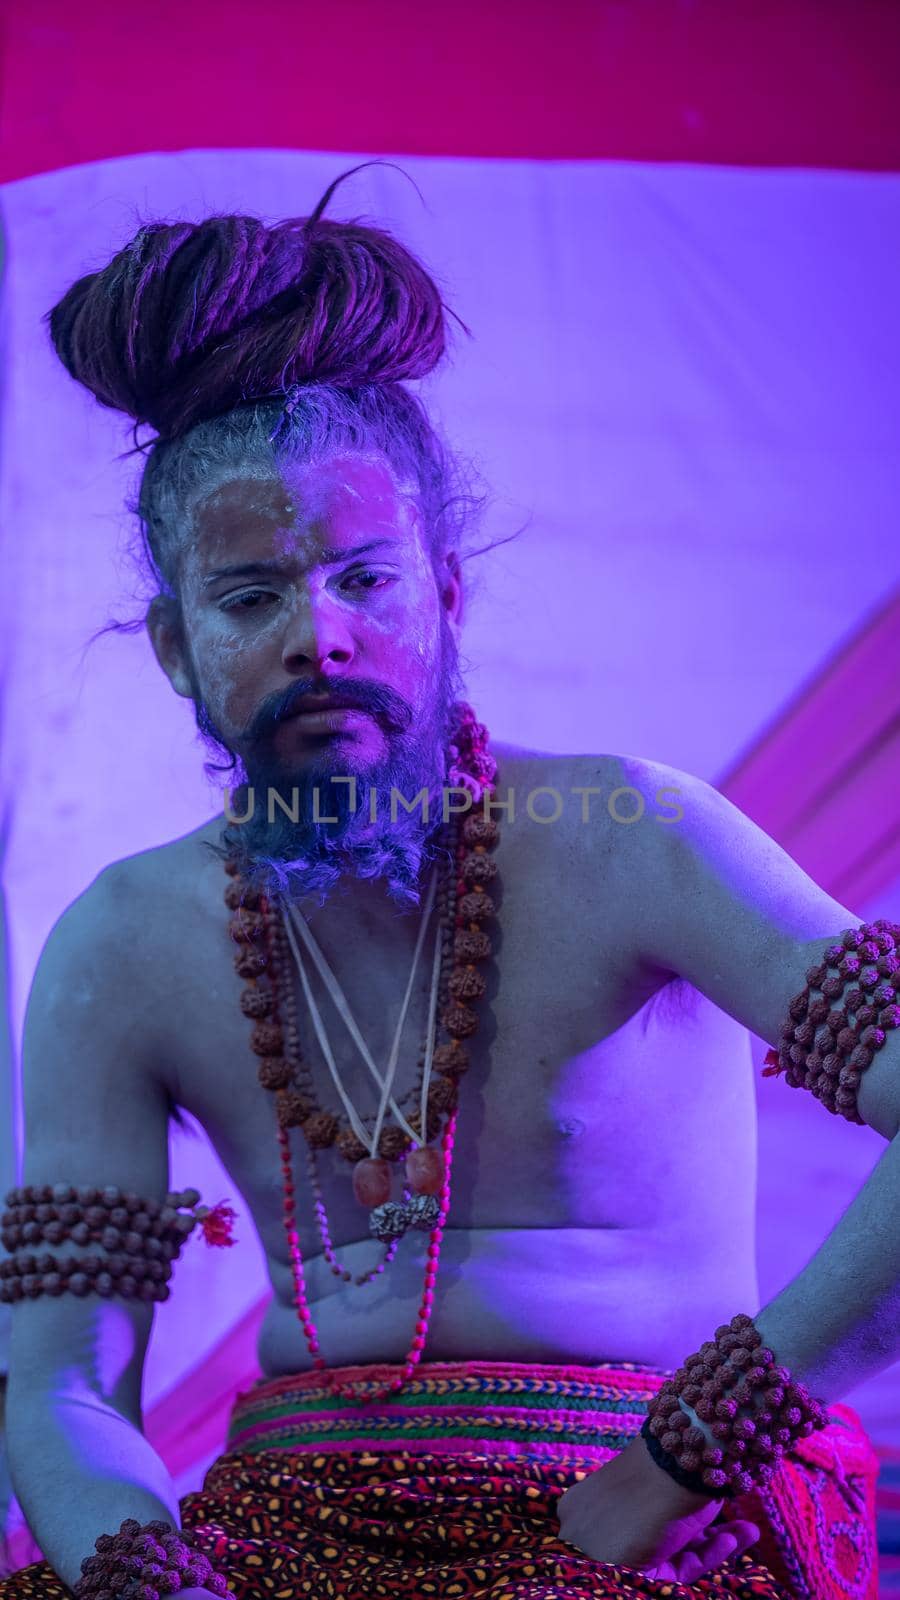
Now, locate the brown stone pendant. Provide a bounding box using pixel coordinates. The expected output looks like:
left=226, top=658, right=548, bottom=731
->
left=405, top=1145, right=444, bottom=1195
left=352, top=1157, right=392, bottom=1209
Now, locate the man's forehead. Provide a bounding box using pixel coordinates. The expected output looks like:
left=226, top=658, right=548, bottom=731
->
left=192, top=455, right=410, bottom=537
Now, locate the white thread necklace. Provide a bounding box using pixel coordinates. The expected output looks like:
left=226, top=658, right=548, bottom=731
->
left=277, top=864, right=443, bottom=1157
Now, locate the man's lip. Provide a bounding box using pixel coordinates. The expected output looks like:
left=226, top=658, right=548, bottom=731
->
left=283, top=699, right=366, bottom=719
left=278, top=705, right=372, bottom=734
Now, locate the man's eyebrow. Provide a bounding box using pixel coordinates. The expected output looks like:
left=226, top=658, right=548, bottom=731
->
left=202, top=539, right=401, bottom=588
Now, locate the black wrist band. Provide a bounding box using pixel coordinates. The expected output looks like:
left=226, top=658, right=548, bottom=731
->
left=640, top=1413, right=726, bottom=1498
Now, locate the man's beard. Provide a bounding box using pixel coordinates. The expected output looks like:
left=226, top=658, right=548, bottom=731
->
left=190, top=616, right=467, bottom=910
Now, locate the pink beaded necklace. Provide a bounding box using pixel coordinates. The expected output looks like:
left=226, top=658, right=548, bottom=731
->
left=225, top=703, right=499, bottom=1403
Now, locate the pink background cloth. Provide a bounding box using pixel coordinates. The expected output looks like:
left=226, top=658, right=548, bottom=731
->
left=1, top=5, right=899, bottom=1582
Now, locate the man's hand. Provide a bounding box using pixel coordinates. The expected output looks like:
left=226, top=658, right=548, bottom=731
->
left=555, top=1435, right=761, bottom=1584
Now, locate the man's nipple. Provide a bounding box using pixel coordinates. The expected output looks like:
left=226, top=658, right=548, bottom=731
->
left=557, top=1117, right=586, bottom=1139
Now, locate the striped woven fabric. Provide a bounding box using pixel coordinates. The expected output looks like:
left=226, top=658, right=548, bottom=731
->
left=225, top=1357, right=666, bottom=1462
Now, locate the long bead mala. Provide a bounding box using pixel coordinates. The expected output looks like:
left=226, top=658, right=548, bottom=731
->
left=226, top=702, right=500, bottom=1402
left=304, top=1142, right=410, bottom=1287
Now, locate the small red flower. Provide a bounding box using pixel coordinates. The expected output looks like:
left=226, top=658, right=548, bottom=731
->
left=197, top=1200, right=238, bottom=1247
left=761, top=1049, right=785, bottom=1078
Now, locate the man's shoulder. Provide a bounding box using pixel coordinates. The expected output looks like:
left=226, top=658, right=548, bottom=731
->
left=84, top=814, right=228, bottom=974
left=491, top=740, right=622, bottom=788
left=25, top=827, right=230, bottom=1091
left=100, top=813, right=227, bottom=898
left=493, top=743, right=700, bottom=821
left=490, top=746, right=689, bottom=920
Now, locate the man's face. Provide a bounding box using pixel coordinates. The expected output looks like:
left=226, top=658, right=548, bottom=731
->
left=149, top=451, right=465, bottom=904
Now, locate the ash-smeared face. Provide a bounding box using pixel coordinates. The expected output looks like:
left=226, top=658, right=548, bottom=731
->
left=169, top=451, right=465, bottom=901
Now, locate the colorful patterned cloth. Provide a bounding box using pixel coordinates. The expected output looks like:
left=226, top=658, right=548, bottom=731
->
left=0, top=1359, right=880, bottom=1598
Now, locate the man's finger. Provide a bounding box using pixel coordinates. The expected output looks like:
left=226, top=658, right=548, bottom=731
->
left=682, top=1520, right=763, bottom=1578
left=718, top=1517, right=762, bottom=1554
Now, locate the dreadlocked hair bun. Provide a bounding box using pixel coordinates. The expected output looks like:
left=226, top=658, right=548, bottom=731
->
left=45, top=165, right=455, bottom=442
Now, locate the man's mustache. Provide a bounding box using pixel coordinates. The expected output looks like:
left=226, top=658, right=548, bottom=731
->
left=243, top=679, right=414, bottom=742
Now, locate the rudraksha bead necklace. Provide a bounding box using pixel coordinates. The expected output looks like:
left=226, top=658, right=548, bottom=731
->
left=226, top=701, right=499, bottom=1400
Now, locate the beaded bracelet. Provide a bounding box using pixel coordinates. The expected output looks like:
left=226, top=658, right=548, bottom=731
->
left=762, top=919, right=900, bottom=1124
left=0, top=1252, right=170, bottom=1302
left=73, top=1516, right=232, bottom=1600
left=641, top=1416, right=714, bottom=1495
left=641, top=1314, right=828, bottom=1498
left=0, top=1185, right=236, bottom=1304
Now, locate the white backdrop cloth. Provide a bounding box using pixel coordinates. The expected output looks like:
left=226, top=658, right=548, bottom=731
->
left=0, top=152, right=898, bottom=1480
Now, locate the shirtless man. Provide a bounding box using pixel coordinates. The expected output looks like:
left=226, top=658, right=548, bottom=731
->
left=1, top=184, right=894, bottom=1597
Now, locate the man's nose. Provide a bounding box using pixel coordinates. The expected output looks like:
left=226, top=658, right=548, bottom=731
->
left=279, top=587, right=355, bottom=672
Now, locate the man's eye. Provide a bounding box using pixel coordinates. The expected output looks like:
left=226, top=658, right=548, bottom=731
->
left=342, top=570, right=395, bottom=593
left=219, top=590, right=278, bottom=614
left=218, top=572, right=394, bottom=613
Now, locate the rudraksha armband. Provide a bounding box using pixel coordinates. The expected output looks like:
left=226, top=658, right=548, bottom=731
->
left=641, top=1313, right=828, bottom=1498
left=762, top=919, right=900, bottom=1124
left=0, top=1184, right=236, bottom=1303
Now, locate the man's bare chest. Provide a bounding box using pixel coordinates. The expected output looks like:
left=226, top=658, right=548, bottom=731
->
left=123, top=756, right=760, bottom=1373
left=152, top=797, right=753, bottom=1271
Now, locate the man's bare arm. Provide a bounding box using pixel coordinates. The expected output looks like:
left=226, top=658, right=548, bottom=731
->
left=5, top=865, right=212, bottom=1594
left=624, top=757, right=900, bottom=1405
